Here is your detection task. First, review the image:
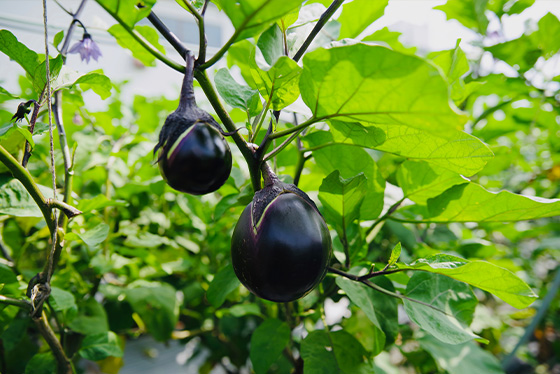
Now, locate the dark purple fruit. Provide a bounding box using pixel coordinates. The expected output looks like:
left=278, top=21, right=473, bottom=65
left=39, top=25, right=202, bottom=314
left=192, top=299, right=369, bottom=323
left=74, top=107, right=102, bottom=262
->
left=154, top=52, right=232, bottom=195
left=231, top=169, right=332, bottom=302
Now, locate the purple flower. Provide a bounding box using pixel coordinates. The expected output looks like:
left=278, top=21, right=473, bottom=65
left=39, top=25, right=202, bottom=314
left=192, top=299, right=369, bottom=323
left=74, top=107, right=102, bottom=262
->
left=68, top=33, right=102, bottom=63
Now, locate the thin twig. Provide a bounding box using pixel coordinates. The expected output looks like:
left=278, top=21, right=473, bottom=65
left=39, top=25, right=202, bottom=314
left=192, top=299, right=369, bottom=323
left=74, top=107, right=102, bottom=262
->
left=22, top=92, right=44, bottom=167
left=293, top=0, right=344, bottom=62
left=147, top=11, right=189, bottom=58
left=181, top=0, right=206, bottom=63
left=0, top=295, right=32, bottom=310
left=365, top=198, right=406, bottom=236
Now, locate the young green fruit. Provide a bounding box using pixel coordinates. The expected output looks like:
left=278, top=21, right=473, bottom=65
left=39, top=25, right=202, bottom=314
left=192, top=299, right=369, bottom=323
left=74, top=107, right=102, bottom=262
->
left=154, top=53, right=232, bottom=195
left=231, top=170, right=332, bottom=302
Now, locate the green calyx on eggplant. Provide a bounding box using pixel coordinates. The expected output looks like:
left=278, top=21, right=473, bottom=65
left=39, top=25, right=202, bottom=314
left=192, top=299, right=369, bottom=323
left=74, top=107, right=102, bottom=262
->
left=231, top=166, right=332, bottom=302
left=154, top=52, right=232, bottom=195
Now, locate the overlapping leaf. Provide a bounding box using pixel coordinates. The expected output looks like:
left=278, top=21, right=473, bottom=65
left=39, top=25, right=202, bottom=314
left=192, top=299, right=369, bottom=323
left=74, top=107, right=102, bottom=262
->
left=300, top=44, right=468, bottom=140
left=338, top=0, right=389, bottom=39
left=396, top=254, right=537, bottom=309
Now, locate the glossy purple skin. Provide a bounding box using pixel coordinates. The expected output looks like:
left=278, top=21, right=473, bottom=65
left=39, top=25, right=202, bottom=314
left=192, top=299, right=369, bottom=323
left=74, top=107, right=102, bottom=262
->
left=158, top=122, right=232, bottom=195
left=231, top=192, right=332, bottom=302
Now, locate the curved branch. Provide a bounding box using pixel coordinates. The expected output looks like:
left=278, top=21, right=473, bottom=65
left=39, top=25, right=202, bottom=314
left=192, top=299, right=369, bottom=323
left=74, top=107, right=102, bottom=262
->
left=181, top=0, right=206, bottom=63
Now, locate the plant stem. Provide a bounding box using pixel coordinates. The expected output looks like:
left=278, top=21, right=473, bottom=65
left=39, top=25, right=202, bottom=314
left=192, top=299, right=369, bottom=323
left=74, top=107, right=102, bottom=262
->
left=268, top=117, right=318, bottom=140
left=198, top=1, right=270, bottom=70
left=34, top=310, right=73, bottom=374
left=365, top=198, right=405, bottom=236
left=0, top=145, right=55, bottom=233
left=181, top=0, right=206, bottom=63
left=328, top=267, right=450, bottom=314
left=292, top=0, right=344, bottom=62
left=60, top=0, right=88, bottom=53
left=147, top=11, right=189, bottom=58
left=96, top=1, right=184, bottom=73
left=22, top=91, right=45, bottom=167
left=0, top=295, right=32, bottom=310
left=194, top=70, right=262, bottom=191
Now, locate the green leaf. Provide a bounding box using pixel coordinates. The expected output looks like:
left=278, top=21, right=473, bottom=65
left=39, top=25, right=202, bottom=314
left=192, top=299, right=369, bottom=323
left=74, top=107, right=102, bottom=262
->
left=403, top=272, right=480, bottom=344
left=25, top=353, right=56, bottom=374
left=257, top=24, right=284, bottom=66
left=74, top=223, right=110, bottom=248
left=96, top=0, right=156, bottom=27
left=336, top=276, right=398, bottom=349
left=68, top=298, right=109, bottom=335
left=49, top=286, right=77, bottom=312
left=419, top=335, right=504, bottom=374
left=0, top=29, right=40, bottom=77
left=387, top=243, right=401, bottom=267
left=217, top=0, right=302, bottom=40
left=362, top=27, right=416, bottom=54
left=318, top=171, right=368, bottom=240
left=300, top=44, right=467, bottom=140
left=396, top=254, right=537, bottom=309
left=215, top=68, right=259, bottom=115
left=418, top=182, right=560, bottom=223
left=309, top=141, right=385, bottom=220
left=338, top=0, right=389, bottom=39
left=0, top=176, right=53, bottom=217
left=53, top=30, right=64, bottom=49
left=79, top=331, right=123, bottom=361
left=486, top=35, right=541, bottom=72
left=206, top=264, right=240, bottom=308
left=77, top=195, right=128, bottom=213
left=0, top=86, right=20, bottom=101
left=250, top=55, right=302, bottom=110
left=396, top=161, right=468, bottom=205
left=125, top=282, right=178, bottom=341
left=0, top=263, right=17, bottom=284
left=430, top=43, right=470, bottom=103
left=108, top=24, right=166, bottom=67
left=74, top=72, right=113, bottom=100
left=330, top=121, right=493, bottom=176
left=32, top=54, right=64, bottom=93
left=301, top=330, right=374, bottom=374
left=531, top=12, right=560, bottom=58
left=488, top=0, right=534, bottom=18
left=250, top=319, right=291, bottom=374
left=435, top=0, right=489, bottom=34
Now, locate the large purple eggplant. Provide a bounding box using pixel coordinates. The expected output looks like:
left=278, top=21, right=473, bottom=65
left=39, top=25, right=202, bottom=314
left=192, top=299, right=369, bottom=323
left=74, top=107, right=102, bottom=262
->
left=154, top=52, right=231, bottom=195
left=231, top=169, right=332, bottom=302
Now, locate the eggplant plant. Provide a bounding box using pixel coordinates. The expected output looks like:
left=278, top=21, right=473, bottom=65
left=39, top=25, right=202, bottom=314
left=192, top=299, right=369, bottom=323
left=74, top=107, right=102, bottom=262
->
left=0, top=1, right=559, bottom=374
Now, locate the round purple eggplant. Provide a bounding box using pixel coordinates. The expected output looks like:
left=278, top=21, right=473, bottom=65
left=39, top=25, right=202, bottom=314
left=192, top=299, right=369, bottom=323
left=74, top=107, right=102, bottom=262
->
left=154, top=52, right=232, bottom=195
left=231, top=175, right=332, bottom=302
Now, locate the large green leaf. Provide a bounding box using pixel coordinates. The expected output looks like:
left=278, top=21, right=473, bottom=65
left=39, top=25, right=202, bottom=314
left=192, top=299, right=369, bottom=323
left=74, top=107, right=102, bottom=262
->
left=95, top=0, right=155, bottom=27
left=403, top=272, right=479, bottom=344
left=68, top=298, right=109, bottom=335
left=257, top=24, right=284, bottom=66
left=125, top=282, right=178, bottom=341
left=250, top=55, right=302, bottom=110
left=25, top=353, right=56, bottom=374
left=300, top=44, right=467, bottom=140
left=362, top=27, right=416, bottom=54
left=318, top=171, right=367, bottom=240
left=329, top=121, right=493, bottom=176
left=301, top=330, right=374, bottom=374
left=206, top=264, right=240, bottom=308
left=217, top=0, right=302, bottom=40
left=396, top=254, right=537, bottom=309
left=0, top=263, right=17, bottom=284
left=79, top=331, right=123, bottom=361
left=108, top=25, right=166, bottom=67
left=338, top=0, right=389, bottom=39
left=336, top=276, right=398, bottom=349
left=0, top=29, right=39, bottom=77
left=419, top=335, right=504, bottom=374
left=215, top=68, right=260, bottom=115
left=73, top=223, right=110, bottom=248
left=250, top=319, right=291, bottom=374
left=396, top=161, right=468, bottom=205
left=404, top=182, right=560, bottom=223
left=434, top=0, right=489, bottom=34
left=430, top=43, right=470, bottom=103
left=0, top=176, right=53, bottom=217
left=309, top=141, right=385, bottom=220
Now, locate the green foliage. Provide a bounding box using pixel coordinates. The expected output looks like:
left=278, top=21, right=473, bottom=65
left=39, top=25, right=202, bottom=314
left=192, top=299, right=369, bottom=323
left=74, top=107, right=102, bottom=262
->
left=0, top=0, right=559, bottom=373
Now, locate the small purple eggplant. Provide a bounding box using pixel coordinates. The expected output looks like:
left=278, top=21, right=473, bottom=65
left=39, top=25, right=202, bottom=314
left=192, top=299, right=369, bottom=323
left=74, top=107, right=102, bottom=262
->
left=231, top=168, right=332, bottom=302
left=154, top=53, right=232, bottom=195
